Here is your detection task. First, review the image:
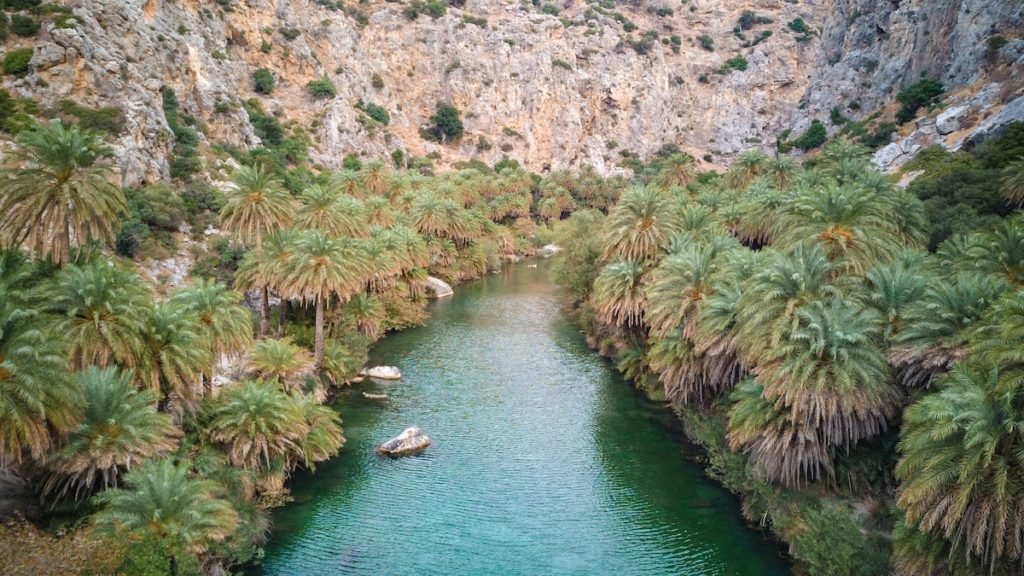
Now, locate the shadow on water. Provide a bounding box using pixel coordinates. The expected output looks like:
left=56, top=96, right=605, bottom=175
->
left=250, top=260, right=791, bottom=575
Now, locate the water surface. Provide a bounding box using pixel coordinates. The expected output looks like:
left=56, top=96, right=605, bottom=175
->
left=256, top=261, right=790, bottom=575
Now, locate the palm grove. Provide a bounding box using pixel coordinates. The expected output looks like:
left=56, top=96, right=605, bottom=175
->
left=0, top=119, right=616, bottom=574
left=552, top=133, right=1024, bottom=575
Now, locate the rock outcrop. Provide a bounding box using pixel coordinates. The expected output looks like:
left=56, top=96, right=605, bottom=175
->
left=4, top=0, right=1021, bottom=184
left=377, top=427, right=431, bottom=456
left=425, top=276, right=454, bottom=298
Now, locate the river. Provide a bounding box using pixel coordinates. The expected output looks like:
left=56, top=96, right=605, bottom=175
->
left=254, top=259, right=790, bottom=575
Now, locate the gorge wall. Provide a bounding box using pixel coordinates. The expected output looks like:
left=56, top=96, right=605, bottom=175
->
left=8, top=0, right=1024, bottom=185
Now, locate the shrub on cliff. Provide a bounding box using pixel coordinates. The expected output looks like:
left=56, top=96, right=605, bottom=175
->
left=307, top=76, right=337, bottom=99
left=422, top=102, right=464, bottom=143
left=895, top=78, right=944, bottom=124
left=2, top=47, right=32, bottom=77
left=252, top=68, right=274, bottom=95
left=791, top=119, right=827, bottom=150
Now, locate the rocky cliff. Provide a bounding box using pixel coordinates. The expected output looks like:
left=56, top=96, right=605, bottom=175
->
left=8, top=0, right=1024, bottom=185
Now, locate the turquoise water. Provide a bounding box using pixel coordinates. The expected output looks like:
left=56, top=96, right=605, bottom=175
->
left=255, top=261, right=790, bottom=575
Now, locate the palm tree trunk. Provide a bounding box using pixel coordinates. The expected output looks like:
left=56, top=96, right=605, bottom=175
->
left=259, top=286, right=270, bottom=338
left=277, top=298, right=287, bottom=338
left=169, top=554, right=177, bottom=576
left=314, top=296, right=325, bottom=372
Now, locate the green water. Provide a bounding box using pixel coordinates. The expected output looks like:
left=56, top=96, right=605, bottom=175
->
left=255, top=260, right=790, bottom=575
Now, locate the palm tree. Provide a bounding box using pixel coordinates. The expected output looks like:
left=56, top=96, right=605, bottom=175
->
left=169, top=279, right=253, bottom=395
left=644, top=235, right=738, bottom=338
left=727, top=378, right=829, bottom=487
left=863, top=251, right=930, bottom=343
left=247, top=337, right=312, bottom=387
left=50, top=259, right=152, bottom=369
left=890, top=273, right=1009, bottom=388
left=757, top=298, right=898, bottom=473
left=92, top=459, right=239, bottom=576
left=361, top=161, right=391, bottom=197
left=205, top=379, right=308, bottom=471
left=0, top=251, right=81, bottom=464
left=219, top=164, right=294, bottom=336
left=45, top=366, right=180, bottom=501
left=295, top=183, right=367, bottom=237
left=340, top=293, right=387, bottom=339
left=278, top=231, right=369, bottom=370
left=724, top=150, right=767, bottom=190
left=654, top=153, right=698, bottom=190
left=602, top=186, right=680, bottom=262
left=295, top=394, right=344, bottom=470
left=1001, top=157, right=1024, bottom=206
left=590, top=257, right=647, bottom=328
left=966, top=215, right=1024, bottom=285
left=896, top=362, right=1024, bottom=573
left=766, top=156, right=799, bottom=189
left=138, top=301, right=211, bottom=413
left=733, top=244, right=838, bottom=366
left=321, top=338, right=369, bottom=386
left=774, top=183, right=901, bottom=274
left=0, top=121, right=126, bottom=264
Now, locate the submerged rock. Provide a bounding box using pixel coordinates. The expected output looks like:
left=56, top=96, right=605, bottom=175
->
left=360, top=366, right=402, bottom=380
left=425, top=276, right=454, bottom=298
left=362, top=392, right=389, bottom=400
left=377, top=427, right=431, bottom=456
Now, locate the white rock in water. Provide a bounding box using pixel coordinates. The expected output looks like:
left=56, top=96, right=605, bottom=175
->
left=377, top=427, right=431, bottom=457
left=362, top=392, right=389, bottom=400
left=538, top=244, right=563, bottom=256
left=360, top=366, right=402, bottom=380
left=425, top=276, right=454, bottom=298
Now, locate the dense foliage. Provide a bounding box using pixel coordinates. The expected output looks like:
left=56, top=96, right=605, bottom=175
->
left=0, top=116, right=626, bottom=573
left=554, top=136, right=1024, bottom=575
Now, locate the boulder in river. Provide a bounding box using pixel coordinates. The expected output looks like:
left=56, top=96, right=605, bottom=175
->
left=377, top=427, right=431, bottom=456
left=360, top=366, right=402, bottom=380
left=538, top=244, right=562, bottom=257
left=425, top=276, right=454, bottom=298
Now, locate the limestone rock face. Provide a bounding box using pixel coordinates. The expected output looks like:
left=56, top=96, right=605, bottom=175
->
left=377, top=427, right=431, bottom=457
left=5, top=0, right=1022, bottom=184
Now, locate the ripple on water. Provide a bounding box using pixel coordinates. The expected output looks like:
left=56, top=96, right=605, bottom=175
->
left=255, top=262, right=790, bottom=576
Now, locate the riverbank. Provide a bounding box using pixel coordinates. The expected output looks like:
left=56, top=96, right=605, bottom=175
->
left=252, top=259, right=790, bottom=575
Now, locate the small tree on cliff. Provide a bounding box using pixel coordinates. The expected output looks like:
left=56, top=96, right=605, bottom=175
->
left=422, top=102, right=464, bottom=144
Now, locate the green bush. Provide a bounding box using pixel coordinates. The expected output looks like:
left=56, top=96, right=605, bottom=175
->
left=895, top=78, right=944, bottom=124
left=241, top=98, right=283, bottom=146
left=0, top=0, right=41, bottom=10
left=371, top=73, right=384, bottom=89
left=10, top=14, right=37, bottom=37
left=391, top=148, right=404, bottom=168
left=358, top=101, right=390, bottom=125
left=791, top=119, right=827, bottom=150
left=787, top=504, right=886, bottom=576
left=403, top=0, right=446, bottom=19
left=342, top=153, right=362, bottom=170
left=986, top=35, right=1008, bottom=63
left=307, top=76, right=337, bottom=99
left=3, top=47, right=33, bottom=76
left=721, top=55, right=748, bottom=72
left=829, top=106, right=848, bottom=125
left=422, top=101, right=464, bottom=143
left=698, top=34, right=714, bottom=51
left=279, top=26, right=300, bottom=41
left=252, top=68, right=274, bottom=94
left=787, top=17, right=809, bottom=34
left=55, top=100, right=126, bottom=135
